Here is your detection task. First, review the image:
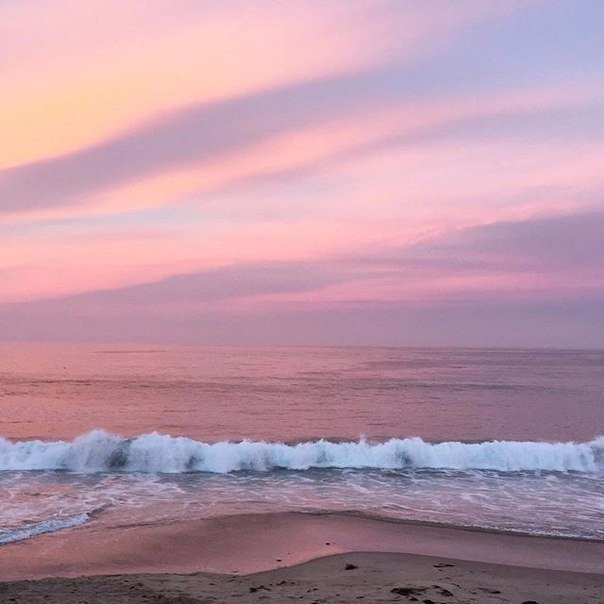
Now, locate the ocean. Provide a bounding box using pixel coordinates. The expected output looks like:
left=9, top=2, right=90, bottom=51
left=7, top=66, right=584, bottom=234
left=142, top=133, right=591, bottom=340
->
left=0, top=344, right=602, bottom=546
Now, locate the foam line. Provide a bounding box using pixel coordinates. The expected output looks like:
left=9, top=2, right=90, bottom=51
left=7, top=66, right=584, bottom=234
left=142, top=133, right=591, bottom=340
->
left=0, top=512, right=91, bottom=546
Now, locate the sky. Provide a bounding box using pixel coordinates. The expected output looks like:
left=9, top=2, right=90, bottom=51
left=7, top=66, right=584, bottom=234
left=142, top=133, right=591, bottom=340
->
left=1, top=0, right=603, bottom=348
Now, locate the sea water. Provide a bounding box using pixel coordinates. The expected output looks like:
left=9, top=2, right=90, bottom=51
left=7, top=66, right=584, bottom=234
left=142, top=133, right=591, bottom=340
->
left=0, top=344, right=602, bottom=545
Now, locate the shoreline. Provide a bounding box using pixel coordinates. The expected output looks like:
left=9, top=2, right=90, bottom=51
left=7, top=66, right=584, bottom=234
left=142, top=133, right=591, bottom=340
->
left=1, top=512, right=602, bottom=602
left=4, top=508, right=601, bottom=551
left=1, top=511, right=602, bottom=581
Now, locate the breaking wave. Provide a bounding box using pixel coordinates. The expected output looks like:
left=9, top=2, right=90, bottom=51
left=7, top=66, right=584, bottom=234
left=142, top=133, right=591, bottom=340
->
left=0, top=431, right=602, bottom=474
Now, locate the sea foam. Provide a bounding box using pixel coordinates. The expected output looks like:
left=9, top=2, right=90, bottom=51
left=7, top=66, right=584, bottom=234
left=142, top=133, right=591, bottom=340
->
left=0, top=431, right=602, bottom=474
left=0, top=512, right=91, bottom=545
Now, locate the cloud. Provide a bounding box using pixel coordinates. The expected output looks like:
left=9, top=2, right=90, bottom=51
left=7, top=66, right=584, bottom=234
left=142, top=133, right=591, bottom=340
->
left=405, top=210, right=604, bottom=273
left=1, top=210, right=602, bottom=347
left=2, top=0, right=508, bottom=178
left=0, top=260, right=349, bottom=313
left=1, top=0, right=442, bottom=169
left=81, top=262, right=346, bottom=305
left=3, top=69, right=599, bottom=220
left=0, top=77, right=338, bottom=212
left=1, top=290, right=601, bottom=349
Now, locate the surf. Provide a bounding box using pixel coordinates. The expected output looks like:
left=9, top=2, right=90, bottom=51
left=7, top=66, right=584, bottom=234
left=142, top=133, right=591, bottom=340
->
left=1, top=431, right=602, bottom=474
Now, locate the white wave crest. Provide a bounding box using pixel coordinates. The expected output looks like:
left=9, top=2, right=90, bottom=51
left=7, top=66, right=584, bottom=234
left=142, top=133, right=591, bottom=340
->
left=0, top=431, right=602, bottom=474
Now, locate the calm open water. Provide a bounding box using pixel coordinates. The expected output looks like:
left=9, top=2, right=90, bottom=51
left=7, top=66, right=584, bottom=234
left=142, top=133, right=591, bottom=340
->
left=0, top=344, right=602, bottom=544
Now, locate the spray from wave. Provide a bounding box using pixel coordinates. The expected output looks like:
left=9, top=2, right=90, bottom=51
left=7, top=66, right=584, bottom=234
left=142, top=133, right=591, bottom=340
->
left=0, top=431, right=602, bottom=474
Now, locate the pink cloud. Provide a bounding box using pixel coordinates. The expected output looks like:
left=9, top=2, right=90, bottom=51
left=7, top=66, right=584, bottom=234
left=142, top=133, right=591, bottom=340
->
left=0, top=1, right=501, bottom=171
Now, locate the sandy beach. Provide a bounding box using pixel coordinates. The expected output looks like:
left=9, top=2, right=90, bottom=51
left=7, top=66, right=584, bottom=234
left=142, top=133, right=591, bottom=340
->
left=1, top=512, right=602, bottom=603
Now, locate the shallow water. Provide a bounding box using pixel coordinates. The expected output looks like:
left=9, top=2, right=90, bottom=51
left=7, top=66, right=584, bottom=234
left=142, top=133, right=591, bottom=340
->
left=0, top=344, right=602, bottom=544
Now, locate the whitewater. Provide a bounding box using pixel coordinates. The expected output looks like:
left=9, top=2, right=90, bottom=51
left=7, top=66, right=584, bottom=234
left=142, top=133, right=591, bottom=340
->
left=1, top=430, right=602, bottom=474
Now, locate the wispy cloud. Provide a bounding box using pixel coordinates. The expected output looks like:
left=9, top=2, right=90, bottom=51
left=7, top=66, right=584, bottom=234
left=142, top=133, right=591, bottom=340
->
left=3, top=210, right=602, bottom=311
left=180, top=208, right=599, bottom=308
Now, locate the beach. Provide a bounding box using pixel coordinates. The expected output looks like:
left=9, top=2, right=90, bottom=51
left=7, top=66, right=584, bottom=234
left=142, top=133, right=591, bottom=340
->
left=1, top=346, right=602, bottom=602
left=1, top=512, right=602, bottom=602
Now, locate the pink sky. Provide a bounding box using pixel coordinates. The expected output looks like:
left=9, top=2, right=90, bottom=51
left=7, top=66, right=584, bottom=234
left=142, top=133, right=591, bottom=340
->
left=1, top=1, right=603, bottom=347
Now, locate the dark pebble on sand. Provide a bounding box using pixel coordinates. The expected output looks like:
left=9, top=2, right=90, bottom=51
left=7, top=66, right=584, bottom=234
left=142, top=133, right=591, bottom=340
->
left=478, top=588, right=501, bottom=594
left=433, top=563, right=454, bottom=568
left=345, top=563, right=358, bottom=570
left=391, top=587, right=426, bottom=596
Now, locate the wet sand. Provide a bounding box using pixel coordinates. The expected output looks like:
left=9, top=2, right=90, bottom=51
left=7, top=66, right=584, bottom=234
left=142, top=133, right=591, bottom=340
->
left=0, top=512, right=602, bottom=602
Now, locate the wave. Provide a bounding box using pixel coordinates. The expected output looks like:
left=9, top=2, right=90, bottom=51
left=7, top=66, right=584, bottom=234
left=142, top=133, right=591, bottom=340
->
left=0, top=512, right=91, bottom=546
left=0, top=431, right=602, bottom=474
